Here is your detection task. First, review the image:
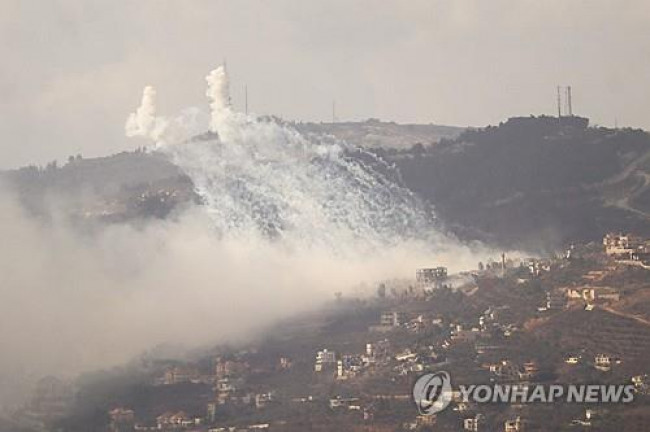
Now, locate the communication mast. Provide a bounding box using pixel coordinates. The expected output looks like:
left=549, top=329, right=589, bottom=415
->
left=556, top=85, right=574, bottom=119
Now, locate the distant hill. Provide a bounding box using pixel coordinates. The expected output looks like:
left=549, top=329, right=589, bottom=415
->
left=294, top=118, right=465, bottom=149
left=381, top=116, right=650, bottom=250
left=0, top=150, right=192, bottom=221
left=4, top=116, right=650, bottom=252
left=0, top=120, right=464, bottom=221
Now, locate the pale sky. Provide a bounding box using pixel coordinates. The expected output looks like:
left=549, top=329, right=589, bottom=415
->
left=1, top=0, right=649, bottom=169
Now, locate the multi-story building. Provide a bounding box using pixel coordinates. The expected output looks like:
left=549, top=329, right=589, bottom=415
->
left=464, top=414, right=484, bottom=431
left=504, top=416, right=524, bottom=432
left=314, top=349, right=337, bottom=372
left=603, top=233, right=644, bottom=259
left=416, top=267, right=448, bottom=287
left=380, top=311, right=407, bottom=327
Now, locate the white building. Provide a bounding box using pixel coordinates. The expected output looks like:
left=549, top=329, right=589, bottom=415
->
left=464, top=414, right=483, bottom=431
left=314, top=349, right=337, bottom=372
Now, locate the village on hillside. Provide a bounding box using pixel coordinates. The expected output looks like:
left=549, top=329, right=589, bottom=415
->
left=11, top=233, right=650, bottom=432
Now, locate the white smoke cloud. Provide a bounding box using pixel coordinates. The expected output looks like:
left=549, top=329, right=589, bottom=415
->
left=125, top=85, right=167, bottom=140
left=150, top=65, right=449, bottom=255
left=0, top=184, right=487, bottom=408
left=125, top=84, right=211, bottom=148
left=205, top=65, right=231, bottom=132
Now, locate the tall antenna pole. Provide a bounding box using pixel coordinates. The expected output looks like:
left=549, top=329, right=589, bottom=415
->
left=567, top=85, right=573, bottom=116
left=564, top=87, right=569, bottom=117
left=557, top=86, right=562, bottom=120
left=222, top=58, right=232, bottom=106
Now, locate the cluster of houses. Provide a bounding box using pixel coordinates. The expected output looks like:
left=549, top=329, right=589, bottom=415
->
left=109, top=409, right=204, bottom=431
left=462, top=415, right=524, bottom=432
left=604, top=232, right=650, bottom=266
left=314, top=338, right=393, bottom=378
left=108, top=352, right=281, bottom=431
left=80, top=248, right=650, bottom=431
left=311, top=304, right=529, bottom=429
left=479, top=359, right=539, bottom=382
left=18, top=376, right=75, bottom=430
left=538, top=261, right=625, bottom=313
left=540, top=285, right=622, bottom=312
left=562, top=352, right=623, bottom=372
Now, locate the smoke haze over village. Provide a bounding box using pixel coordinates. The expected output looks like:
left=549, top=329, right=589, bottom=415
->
left=0, top=64, right=492, bottom=407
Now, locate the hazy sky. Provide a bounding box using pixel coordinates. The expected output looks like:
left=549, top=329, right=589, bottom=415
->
left=1, top=0, right=649, bottom=168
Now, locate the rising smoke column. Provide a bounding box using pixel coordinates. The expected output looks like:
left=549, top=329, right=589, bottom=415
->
left=206, top=66, right=231, bottom=131
left=126, top=65, right=453, bottom=255
left=125, top=86, right=166, bottom=140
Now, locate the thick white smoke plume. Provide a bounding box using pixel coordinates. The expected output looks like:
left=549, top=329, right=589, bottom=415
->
left=129, top=65, right=451, bottom=254
left=125, top=86, right=166, bottom=140
left=206, top=66, right=231, bottom=131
